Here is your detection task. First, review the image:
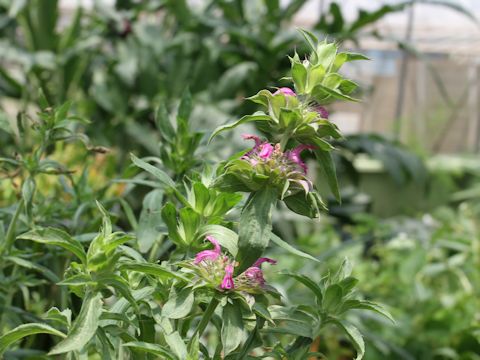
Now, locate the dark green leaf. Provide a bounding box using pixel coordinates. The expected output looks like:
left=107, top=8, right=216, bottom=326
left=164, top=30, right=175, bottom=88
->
left=236, top=187, right=277, bottom=273
left=0, top=323, right=65, bottom=355
left=162, top=287, right=195, bottom=319
left=222, top=301, right=244, bottom=355
left=18, top=227, right=87, bottom=264
left=49, top=291, right=103, bottom=355
left=209, top=113, right=272, bottom=143
left=270, top=233, right=319, bottom=262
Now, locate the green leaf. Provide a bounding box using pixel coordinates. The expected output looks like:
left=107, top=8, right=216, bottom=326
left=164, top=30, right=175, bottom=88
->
left=159, top=317, right=188, bottom=359
left=155, top=103, right=175, bottom=140
left=192, top=182, right=210, bottom=213
left=5, top=256, right=60, bottom=283
left=312, top=83, right=360, bottom=102
left=313, top=146, right=340, bottom=202
left=281, top=272, right=323, bottom=303
left=331, top=319, right=365, bottom=360
left=18, top=227, right=87, bottom=264
left=270, top=233, right=319, bottom=263
left=130, top=154, right=176, bottom=189
left=162, top=287, right=195, bottom=319
left=316, top=42, right=337, bottom=69
left=298, top=28, right=318, bottom=52
left=48, top=291, right=103, bottom=355
left=161, top=202, right=184, bottom=246
left=208, top=113, right=272, bottom=143
left=177, top=88, right=192, bottom=128
left=179, top=207, right=201, bottom=244
left=283, top=192, right=320, bottom=218
left=341, top=300, right=395, bottom=324
left=197, top=224, right=238, bottom=256
left=0, top=323, right=65, bottom=355
left=306, top=64, right=326, bottom=92
left=235, top=187, right=277, bottom=273
left=57, top=274, right=94, bottom=286
left=252, top=303, right=274, bottom=324
left=323, top=284, right=343, bottom=313
left=291, top=60, right=307, bottom=94
left=118, top=262, right=188, bottom=282
left=221, top=301, right=244, bottom=355
left=123, top=342, right=175, bottom=360
left=137, top=189, right=164, bottom=253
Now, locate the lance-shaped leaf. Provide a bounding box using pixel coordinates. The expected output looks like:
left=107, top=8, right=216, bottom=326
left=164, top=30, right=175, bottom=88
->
left=130, top=154, right=175, bottom=189
left=137, top=189, right=164, bottom=253
left=313, top=145, right=341, bottom=202
left=330, top=318, right=365, bottom=360
left=18, top=227, right=87, bottom=264
left=270, top=233, right=320, bottom=263
left=118, top=262, right=188, bottom=282
left=0, top=323, right=66, bottom=355
left=221, top=301, right=244, bottom=355
left=208, top=112, right=272, bottom=143
left=48, top=291, right=103, bottom=355
left=235, top=187, right=277, bottom=273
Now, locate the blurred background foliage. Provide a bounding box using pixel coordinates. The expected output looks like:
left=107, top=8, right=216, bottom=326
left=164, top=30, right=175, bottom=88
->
left=1, top=0, right=479, bottom=359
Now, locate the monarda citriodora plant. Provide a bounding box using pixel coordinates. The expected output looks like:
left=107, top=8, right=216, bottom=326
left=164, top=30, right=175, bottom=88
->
left=0, top=30, right=393, bottom=359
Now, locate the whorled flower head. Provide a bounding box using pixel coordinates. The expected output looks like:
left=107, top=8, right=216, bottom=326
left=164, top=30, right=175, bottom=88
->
left=236, top=257, right=277, bottom=291
left=239, top=135, right=315, bottom=195
left=242, top=135, right=314, bottom=174
left=191, top=237, right=276, bottom=293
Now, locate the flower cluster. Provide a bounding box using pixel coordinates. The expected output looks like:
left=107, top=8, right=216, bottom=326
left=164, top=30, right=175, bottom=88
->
left=240, top=134, right=315, bottom=195
left=192, top=236, right=276, bottom=294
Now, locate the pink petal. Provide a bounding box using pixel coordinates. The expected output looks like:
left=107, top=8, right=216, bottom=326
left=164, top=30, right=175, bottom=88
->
left=242, top=134, right=262, bottom=147
left=315, top=105, right=329, bottom=119
left=206, top=235, right=221, bottom=254
left=258, top=143, right=274, bottom=159
left=194, top=250, right=220, bottom=264
left=245, top=266, right=265, bottom=286
left=194, top=236, right=221, bottom=264
left=273, top=87, right=296, bottom=97
left=287, top=144, right=315, bottom=173
left=252, top=257, right=277, bottom=268
left=220, top=264, right=235, bottom=290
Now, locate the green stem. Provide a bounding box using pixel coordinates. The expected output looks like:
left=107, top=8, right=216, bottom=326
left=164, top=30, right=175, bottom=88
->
left=1, top=200, right=24, bottom=256
left=193, top=296, right=220, bottom=338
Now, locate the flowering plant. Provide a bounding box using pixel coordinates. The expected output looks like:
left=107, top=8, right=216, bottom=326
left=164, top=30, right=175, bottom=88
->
left=0, top=31, right=393, bottom=359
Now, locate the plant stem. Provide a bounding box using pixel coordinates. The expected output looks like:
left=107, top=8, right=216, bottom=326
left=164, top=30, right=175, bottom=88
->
left=2, top=200, right=24, bottom=256
left=193, top=296, right=219, bottom=338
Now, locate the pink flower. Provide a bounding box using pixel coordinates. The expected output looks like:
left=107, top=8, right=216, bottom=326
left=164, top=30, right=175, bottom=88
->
left=220, top=264, right=235, bottom=290
left=244, top=257, right=276, bottom=287
left=194, top=235, right=221, bottom=264
left=252, top=257, right=277, bottom=267
left=274, top=87, right=296, bottom=97
left=258, top=143, right=274, bottom=159
left=241, top=134, right=274, bottom=162
left=286, top=144, right=315, bottom=173
left=315, top=105, right=329, bottom=119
